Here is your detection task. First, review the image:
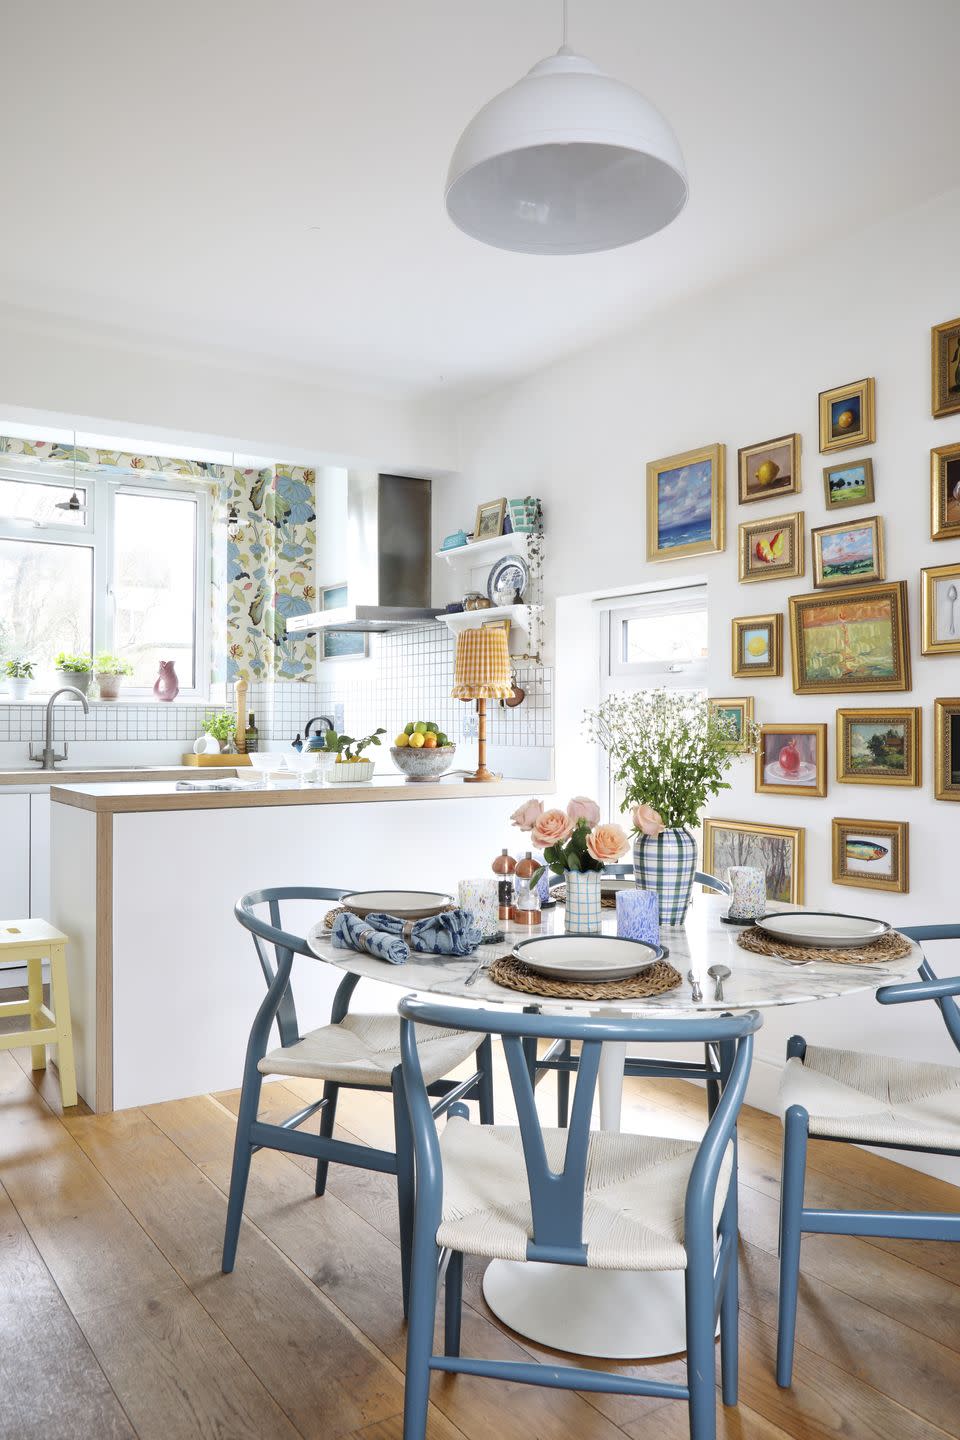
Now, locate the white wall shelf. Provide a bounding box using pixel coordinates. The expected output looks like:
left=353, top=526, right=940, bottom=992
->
left=437, top=604, right=543, bottom=640
left=434, top=531, right=532, bottom=565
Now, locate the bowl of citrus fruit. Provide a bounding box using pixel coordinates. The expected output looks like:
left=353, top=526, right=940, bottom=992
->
left=391, top=721, right=456, bottom=781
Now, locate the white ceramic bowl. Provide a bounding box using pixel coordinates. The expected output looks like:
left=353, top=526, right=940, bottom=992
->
left=328, top=758, right=375, bottom=784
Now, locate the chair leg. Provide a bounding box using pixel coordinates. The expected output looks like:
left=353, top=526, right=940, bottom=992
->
left=476, top=1034, right=494, bottom=1124
left=221, top=1055, right=264, bottom=1273
left=719, top=1165, right=739, bottom=1405
left=777, top=1105, right=809, bottom=1388
left=557, top=1038, right=571, bottom=1127
left=315, top=1081, right=340, bottom=1196
left=444, top=1249, right=463, bottom=1357
left=28, top=955, right=46, bottom=1072
left=685, top=1252, right=718, bottom=1440
left=392, top=1069, right=415, bottom=1317
left=403, top=1232, right=440, bottom=1440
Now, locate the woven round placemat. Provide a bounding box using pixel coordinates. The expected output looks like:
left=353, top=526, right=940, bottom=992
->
left=551, top=884, right=618, bottom=910
left=487, top=954, right=682, bottom=1000
left=737, top=926, right=913, bottom=966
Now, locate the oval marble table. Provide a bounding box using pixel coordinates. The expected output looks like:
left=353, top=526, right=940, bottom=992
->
left=307, top=895, right=922, bottom=1361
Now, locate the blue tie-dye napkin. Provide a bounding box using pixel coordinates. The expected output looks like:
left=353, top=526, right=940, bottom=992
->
left=331, top=911, right=409, bottom=964
left=363, top=908, right=483, bottom=956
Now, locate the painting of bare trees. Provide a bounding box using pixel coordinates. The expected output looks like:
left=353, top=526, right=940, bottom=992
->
left=704, top=820, right=804, bottom=904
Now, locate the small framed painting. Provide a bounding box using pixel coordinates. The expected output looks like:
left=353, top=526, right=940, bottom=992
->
left=930, top=441, right=960, bottom=541
left=832, top=817, right=908, bottom=893
left=755, top=723, right=827, bottom=798
left=811, top=516, right=884, bottom=589
left=738, top=511, right=804, bottom=584
left=823, top=458, right=875, bottom=510
left=921, top=562, right=960, bottom=656
left=731, top=613, right=783, bottom=678
left=474, top=498, right=507, bottom=540
left=836, top=707, right=921, bottom=787
left=934, top=698, right=960, bottom=801
left=703, top=819, right=804, bottom=904
left=708, top=696, right=755, bottom=752
left=738, top=434, right=801, bottom=505
left=788, top=582, right=911, bottom=694
left=931, top=315, right=960, bottom=419
left=819, top=377, right=876, bottom=454
left=646, top=444, right=725, bottom=562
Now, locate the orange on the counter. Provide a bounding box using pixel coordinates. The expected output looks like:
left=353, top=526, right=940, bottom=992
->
left=422, top=733, right=438, bottom=748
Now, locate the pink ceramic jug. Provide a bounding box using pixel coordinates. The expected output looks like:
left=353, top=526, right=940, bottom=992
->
left=154, top=660, right=179, bottom=702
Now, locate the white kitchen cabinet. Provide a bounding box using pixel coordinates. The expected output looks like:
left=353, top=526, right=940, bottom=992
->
left=0, top=793, right=31, bottom=920
left=30, top=793, right=51, bottom=918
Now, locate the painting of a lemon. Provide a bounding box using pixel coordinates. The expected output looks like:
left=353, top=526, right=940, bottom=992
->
left=745, top=630, right=769, bottom=660
left=738, top=435, right=798, bottom=504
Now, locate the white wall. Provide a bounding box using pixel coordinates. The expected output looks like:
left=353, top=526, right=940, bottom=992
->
left=441, top=184, right=960, bottom=1180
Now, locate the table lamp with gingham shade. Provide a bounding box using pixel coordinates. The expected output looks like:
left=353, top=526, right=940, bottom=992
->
left=451, top=625, right=513, bottom=782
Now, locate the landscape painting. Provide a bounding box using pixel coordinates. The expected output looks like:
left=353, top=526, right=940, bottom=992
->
left=647, top=444, right=725, bottom=562
left=812, top=516, right=884, bottom=588
left=704, top=819, right=803, bottom=903
left=837, top=707, right=920, bottom=786
left=788, top=582, right=910, bottom=694
left=738, top=434, right=800, bottom=504
left=823, top=458, right=874, bottom=509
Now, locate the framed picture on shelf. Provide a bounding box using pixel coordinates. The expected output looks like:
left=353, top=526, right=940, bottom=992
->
left=738, top=511, right=804, bottom=584
left=755, top=723, right=827, bottom=797
left=836, top=707, right=921, bottom=787
left=731, top=613, right=783, bottom=678
left=934, top=698, right=960, bottom=801
left=930, top=441, right=960, bottom=541
left=819, top=377, right=876, bottom=453
left=708, top=696, right=755, bottom=751
left=737, top=434, right=800, bottom=504
left=832, top=817, right=908, bottom=893
left=318, top=583, right=369, bottom=661
left=646, top=443, right=725, bottom=562
left=811, top=515, right=885, bottom=589
left=474, top=498, right=507, bottom=540
left=702, top=819, right=804, bottom=904
left=931, top=315, right=960, bottom=419
left=787, top=582, right=910, bottom=694
left=823, top=458, right=875, bottom=510
left=921, top=562, right=960, bottom=655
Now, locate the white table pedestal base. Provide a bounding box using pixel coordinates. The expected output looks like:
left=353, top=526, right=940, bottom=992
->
left=481, top=1259, right=689, bottom=1360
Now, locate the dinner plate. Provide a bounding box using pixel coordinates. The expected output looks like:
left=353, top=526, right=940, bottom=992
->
left=756, top=911, right=891, bottom=948
left=342, top=889, right=453, bottom=920
left=513, top=934, right=662, bottom=982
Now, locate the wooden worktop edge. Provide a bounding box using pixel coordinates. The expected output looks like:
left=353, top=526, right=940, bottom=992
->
left=49, top=777, right=549, bottom=814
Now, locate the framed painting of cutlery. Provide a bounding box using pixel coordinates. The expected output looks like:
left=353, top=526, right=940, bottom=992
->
left=831, top=817, right=909, bottom=893
left=934, top=699, right=960, bottom=801
left=921, top=562, right=960, bottom=655
left=930, top=441, right=960, bottom=541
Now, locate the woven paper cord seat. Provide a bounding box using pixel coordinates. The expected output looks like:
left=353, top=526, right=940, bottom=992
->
left=259, top=1013, right=482, bottom=1087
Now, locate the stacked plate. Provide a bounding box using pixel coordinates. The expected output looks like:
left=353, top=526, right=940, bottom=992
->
left=513, top=934, right=663, bottom=983
left=342, top=890, right=453, bottom=920
left=755, top=911, right=890, bottom=949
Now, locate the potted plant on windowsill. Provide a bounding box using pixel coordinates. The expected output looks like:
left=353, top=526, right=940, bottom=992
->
left=326, top=728, right=387, bottom=784
left=4, top=658, right=35, bottom=701
left=94, top=654, right=133, bottom=700
left=200, top=710, right=238, bottom=753
left=586, top=689, right=761, bottom=926
left=54, top=652, right=93, bottom=695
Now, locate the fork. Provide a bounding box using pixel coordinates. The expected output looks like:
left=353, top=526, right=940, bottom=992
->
left=465, top=956, right=491, bottom=987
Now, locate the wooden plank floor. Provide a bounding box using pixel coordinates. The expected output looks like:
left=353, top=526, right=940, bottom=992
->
left=0, top=1034, right=958, bottom=1440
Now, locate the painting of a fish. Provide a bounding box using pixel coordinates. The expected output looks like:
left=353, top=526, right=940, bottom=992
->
left=845, top=839, right=888, bottom=863
left=833, top=818, right=907, bottom=893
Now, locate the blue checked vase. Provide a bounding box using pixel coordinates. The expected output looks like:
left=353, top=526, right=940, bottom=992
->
left=563, top=870, right=603, bottom=935
left=632, top=827, right=698, bottom=927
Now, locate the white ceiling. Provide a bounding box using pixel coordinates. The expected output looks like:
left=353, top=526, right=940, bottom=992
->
left=3, top=0, right=959, bottom=400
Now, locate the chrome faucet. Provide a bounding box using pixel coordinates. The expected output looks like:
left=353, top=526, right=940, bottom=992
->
left=29, top=686, right=91, bottom=769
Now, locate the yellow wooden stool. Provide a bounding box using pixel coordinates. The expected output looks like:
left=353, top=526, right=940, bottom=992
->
left=0, top=919, right=78, bottom=1107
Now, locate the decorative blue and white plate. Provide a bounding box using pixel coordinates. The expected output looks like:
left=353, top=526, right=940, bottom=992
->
left=486, top=554, right=530, bottom=606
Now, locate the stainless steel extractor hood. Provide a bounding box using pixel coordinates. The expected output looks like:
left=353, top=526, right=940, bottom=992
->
left=286, top=470, right=441, bottom=635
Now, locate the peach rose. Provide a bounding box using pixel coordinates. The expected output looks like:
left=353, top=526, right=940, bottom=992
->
left=566, top=795, right=601, bottom=827
left=586, top=823, right=630, bottom=865
left=510, top=798, right=544, bottom=832
left=631, top=803, right=665, bottom=837
left=530, top=808, right=574, bottom=850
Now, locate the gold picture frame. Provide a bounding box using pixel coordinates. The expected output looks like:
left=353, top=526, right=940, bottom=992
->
left=921, top=562, right=960, bottom=656
left=819, top=377, right=876, bottom=454
left=811, top=515, right=885, bottom=589
left=934, top=698, right=960, bottom=801
left=646, top=443, right=725, bottom=563
left=737, top=433, right=801, bottom=505
left=832, top=817, right=908, bottom=894
left=823, top=457, right=875, bottom=510
left=474, top=498, right=507, bottom=540
left=788, top=581, right=911, bottom=695
left=755, top=723, right=827, bottom=798
left=931, top=316, right=960, bottom=419
left=738, top=511, right=804, bottom=584
left=731, top=613, right=782, bottom=679
left=836, top=707, right=921, bottom=787
left=703, top=818, right=804, bottom=904
left=931, top=441, right=960, bottom=541
left=708, top=696, right=755, bottom=752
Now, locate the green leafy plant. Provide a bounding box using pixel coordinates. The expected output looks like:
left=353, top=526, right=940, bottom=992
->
left=325, top=727, right=386, bottom=761
left=4, top=657, right=35, bottom=679
left=585, top=689, right=761, bottom=831
left=94, top=653, right=134, bottom=676
left=54, top=652, right=92, bottom=673
left=542, top=820, right=602, bottom=876
left=202, top=711, right=237, bottom=744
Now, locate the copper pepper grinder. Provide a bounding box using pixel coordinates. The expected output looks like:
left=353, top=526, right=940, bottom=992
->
left=492, top=848, right=517, bottom=923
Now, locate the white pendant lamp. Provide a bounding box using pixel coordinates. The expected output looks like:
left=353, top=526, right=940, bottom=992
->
left=445, top=4, right=687, bottom=255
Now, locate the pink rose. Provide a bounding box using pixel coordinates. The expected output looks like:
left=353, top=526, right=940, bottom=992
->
left=510, top=798, right=544, bottom=832
left=631, top=803, right=665, bottom=837
left=530, top=808, right=575, bottom=850
left=566, top=795, right=601, bottom=827
left=586, top=823, right=630, bottom=865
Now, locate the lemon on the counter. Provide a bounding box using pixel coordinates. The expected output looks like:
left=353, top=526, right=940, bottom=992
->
left=408, top=732, right=426, bottom=748
left=394, top=733, right=410, bottom=747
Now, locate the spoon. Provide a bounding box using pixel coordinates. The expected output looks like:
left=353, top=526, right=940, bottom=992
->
left=708, top=964, right=731, bottom=1002
left=687, top=970, right=703, bottom=1003
left=947, top=583, right=958, bottom=638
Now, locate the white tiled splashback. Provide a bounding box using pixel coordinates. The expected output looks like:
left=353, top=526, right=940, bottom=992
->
left=0, top=701, right=221, bottom=743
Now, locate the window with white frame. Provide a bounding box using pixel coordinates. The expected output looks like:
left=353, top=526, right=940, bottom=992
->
left=0, top=466, right=209, bottom=695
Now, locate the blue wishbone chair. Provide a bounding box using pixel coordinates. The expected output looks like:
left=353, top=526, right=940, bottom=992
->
left=543, top=868, right=733, bottom=1126
left=399, top=998, right=761, bottom=1440
left=776, top=922, right=960, bottom=1388
left=222, top=886, right=494, bottom=1312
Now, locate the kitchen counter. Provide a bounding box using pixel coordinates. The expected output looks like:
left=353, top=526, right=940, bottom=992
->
left=0, top=765, right=240, bottom=787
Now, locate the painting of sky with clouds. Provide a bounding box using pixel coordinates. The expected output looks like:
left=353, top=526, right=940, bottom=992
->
left=657, top=460, right=713, bottom=549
